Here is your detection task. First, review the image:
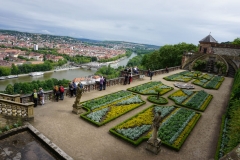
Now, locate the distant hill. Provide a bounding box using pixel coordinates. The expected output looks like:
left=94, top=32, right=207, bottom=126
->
left=0, top=29, right=160, bottom=50
left=77, top=38, right=160, bottom=50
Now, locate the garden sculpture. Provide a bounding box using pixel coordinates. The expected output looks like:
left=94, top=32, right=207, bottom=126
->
left=72, top=84, right=84, bottom=114
left=146, top=110, right=162, bottom=154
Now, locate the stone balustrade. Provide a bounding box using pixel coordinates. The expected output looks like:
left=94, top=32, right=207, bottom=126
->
left=0, top=98, right=34, bottom=120
left=0, top=93, right=21, bottom=103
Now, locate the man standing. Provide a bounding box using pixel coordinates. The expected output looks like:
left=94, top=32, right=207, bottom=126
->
left=38, top=88, right=44, bottom=105
left=103, top=77, right=107, bottom=90
left=72, top=81, right=77, bottom=97
left=124, top=74, right=128, bottom=85
left=99, top=76, right=104, bottom=91
left=150, top=70, right=153, bottom=80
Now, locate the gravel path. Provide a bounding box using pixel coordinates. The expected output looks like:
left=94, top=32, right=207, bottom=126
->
left=31, top=70, right=233, bottom=160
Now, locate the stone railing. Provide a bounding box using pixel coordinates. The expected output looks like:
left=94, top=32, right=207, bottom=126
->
left=20, top=90, right=56, bottom=104
left=2, top=66, right=181, bottom=108
left=120, top=66, right=181, bottom=77
left=0, top=93, right=21, bottom=103
left=0, top=98, right=34, bottom=120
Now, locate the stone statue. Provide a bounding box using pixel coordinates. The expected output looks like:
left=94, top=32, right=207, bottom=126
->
left=146, top=110, right=162, bottom=154
left=72, top=84, right=84, bottom=114
left=148, top=110, right=162, bottom=145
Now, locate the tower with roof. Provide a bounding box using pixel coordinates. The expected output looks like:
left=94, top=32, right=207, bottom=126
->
left=199, top=34, right=218, bottom=53
left=181, top=34, right=240, bottom=77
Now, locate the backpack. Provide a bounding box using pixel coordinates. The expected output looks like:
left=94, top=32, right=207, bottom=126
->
left=60, top=87, right=64, bottom=93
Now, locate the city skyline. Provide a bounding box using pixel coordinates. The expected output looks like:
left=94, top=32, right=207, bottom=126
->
left=0, top=0, right=239, bottom=46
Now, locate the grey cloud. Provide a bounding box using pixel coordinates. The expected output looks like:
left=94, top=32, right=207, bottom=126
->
left=0, top=0, right=239, bottom=46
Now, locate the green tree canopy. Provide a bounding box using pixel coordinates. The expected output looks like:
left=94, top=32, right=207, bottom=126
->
left=141, top=42, right=197, bottom=70
left=232, top=38, right=240, bottom=45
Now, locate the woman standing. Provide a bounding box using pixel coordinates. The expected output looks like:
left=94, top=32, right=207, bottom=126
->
left=55, top=85, right=60, bottom=102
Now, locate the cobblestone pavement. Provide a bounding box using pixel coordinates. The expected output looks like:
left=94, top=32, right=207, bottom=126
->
left=30, top=70, right=233, bottom=160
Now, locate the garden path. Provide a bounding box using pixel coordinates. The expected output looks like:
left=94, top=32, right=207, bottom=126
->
left=31, top=70, right=233, bottom=160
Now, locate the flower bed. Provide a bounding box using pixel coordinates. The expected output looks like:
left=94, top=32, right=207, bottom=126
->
left=80, top=90, right=146, bottom=126
left=147, top=96, right=168, bottom=104
left=109, top=105, right=201, bottom=151
left=168, top=89, right=213, bottom=111
left=181, top=71, right=202, bottom=78
left=127, top=81, right=173, bottom=95
left=163, top=73, right=192, bottom=82
left=192, top=75, right=224, bottom=89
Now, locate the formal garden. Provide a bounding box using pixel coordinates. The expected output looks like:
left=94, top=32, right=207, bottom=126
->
left=109, top=105, right=201, bottom=151
left=168, top=89, right=213, bottom=112
left=79, top=78, right=216, bottom=151
left=80, top=90, right=146, bottom=126
left=127, top=81, right=173, bottom=95
left=164, top=71, right=225, bottom=90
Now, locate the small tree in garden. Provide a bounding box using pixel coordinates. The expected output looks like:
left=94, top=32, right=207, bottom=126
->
left=215, top=61, right=227, bottom=75
left=193, top=60, right=206, bottom=71
left=155, top=87, right=162, bottom=100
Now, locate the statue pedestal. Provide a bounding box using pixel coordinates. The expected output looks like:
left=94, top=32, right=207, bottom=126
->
left=72, top=104, right=84, bottom=114
left=146, top=138, right=161, bottom=155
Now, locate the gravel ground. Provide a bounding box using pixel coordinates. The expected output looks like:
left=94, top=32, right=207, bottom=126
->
left=30, top=70, right=233, bottom=160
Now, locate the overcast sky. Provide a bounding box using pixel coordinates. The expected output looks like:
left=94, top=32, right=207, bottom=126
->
left=0, top=0, right=239, bottom=46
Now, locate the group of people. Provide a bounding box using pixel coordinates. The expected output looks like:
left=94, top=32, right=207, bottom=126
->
left=99, top=76, right=106, bottom=91
left=124, top=66, right=139, bottom=75
left=69, top=81, right=78, bottom=97
left=53, top=85, right=65, bottom=102
left=32, top=87, right=45, bottom=107
left=31, top=66, right=170, bottom=107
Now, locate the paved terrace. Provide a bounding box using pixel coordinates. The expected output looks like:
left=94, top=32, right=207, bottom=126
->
left=31, top=70, right=233, bottom=160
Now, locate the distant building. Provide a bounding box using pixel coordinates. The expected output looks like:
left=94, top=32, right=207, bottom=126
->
left=34, top=44, right=38, bottom=51
left=181, top=34, right=240, bottom=78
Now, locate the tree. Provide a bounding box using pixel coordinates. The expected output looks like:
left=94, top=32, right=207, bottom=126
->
left=0, top=66, right=11, bottom=76
left=141, top=42, right=198, bottom=70
left=5, top=84, right=14, bottom=94
left=232, top=38, right=240, bottom=45
left=11, top=64, right=19, bottom=75
left=193, top=60, right=206, bottom=71
left=154, top=87, right=162, bottom=100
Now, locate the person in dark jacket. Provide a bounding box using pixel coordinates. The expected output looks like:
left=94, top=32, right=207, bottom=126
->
left=69, top=82, right=74, bottom=97
left=150, top=70, right=153, bottom=80
left=124, top=74, right=128, bottom=85
left=103, top=77, right=107, bottom=90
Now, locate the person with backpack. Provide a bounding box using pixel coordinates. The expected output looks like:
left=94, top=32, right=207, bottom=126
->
left=59, top=85, right=65, bottom=100
left=38, top=88, right=44, bottom=105
left=55, top=85, right=60, bottom=102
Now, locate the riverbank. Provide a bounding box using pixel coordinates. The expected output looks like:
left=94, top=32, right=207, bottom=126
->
left=0, top=52, right=137, bottom=91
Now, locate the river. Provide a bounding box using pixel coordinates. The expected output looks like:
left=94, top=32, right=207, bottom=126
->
left=0, top=52, right=137, bottom=91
